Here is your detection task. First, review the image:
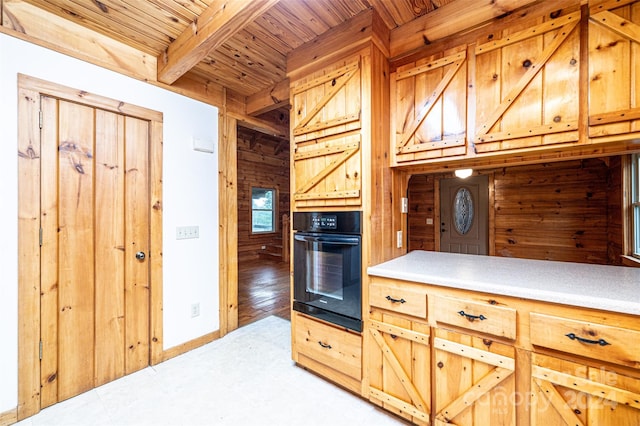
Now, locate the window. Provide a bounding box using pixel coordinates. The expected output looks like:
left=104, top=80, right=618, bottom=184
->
left=251, top=187, right=276, bottom=233
left=632, top=154, right=640, bottom=258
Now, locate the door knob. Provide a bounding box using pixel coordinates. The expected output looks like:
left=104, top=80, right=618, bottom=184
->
left=135, top=251, right=146, bottom=261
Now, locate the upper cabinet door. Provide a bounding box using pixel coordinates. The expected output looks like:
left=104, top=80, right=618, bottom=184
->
left=588, top=0, right=640, bottom=140
left=291, top=55, right=363, bottom=208
left=474, top=10, right=582, bottom=153
left=391, top=47, right=468, bottom=165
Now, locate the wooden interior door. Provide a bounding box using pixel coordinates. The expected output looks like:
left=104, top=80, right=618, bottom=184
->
left=39, top=95, right=150, bottom=406
left=440, top=175, right=488, bottom=255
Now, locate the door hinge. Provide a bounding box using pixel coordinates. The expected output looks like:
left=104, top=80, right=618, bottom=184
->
left=39, top=340, right=43, bottom=360
left=39, top=110, right=43, bottom=129
left=39, top=227, right=43, bottom=247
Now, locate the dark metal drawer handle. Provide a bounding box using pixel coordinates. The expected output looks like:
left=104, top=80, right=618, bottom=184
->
left=565, top=333, right=610, bottom=347
left=318, top=341, right=332, bottom=349
left=386, top=295, right=406, bottom=304
left=458, top=310, right=486, bottom=322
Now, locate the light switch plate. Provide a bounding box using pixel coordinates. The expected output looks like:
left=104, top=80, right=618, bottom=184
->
left=177, top=225, right=199, bottom=240
left=401, top=197, right=408, bottom=213
left=396, top=230, right=403, bottom=248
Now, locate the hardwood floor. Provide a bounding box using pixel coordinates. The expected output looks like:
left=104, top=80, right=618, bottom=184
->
left=238, top=258, right=291, bottom=327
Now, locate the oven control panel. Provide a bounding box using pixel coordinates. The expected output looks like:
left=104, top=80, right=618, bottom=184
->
left=293, top=211, right=362, bottom=234
left=311, top=215, right=337, bottom=230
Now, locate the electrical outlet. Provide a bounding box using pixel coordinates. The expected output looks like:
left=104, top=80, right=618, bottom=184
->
left=426, top=218, right=433, bottom=225
left=191, top=303, right=200, bottom=318
left=177, top=226, right=199, bottom=240
left=396, top=230, right=403, bottom=248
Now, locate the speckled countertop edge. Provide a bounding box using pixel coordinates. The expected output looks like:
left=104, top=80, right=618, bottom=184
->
left=367, top=251, right=640, bottom=316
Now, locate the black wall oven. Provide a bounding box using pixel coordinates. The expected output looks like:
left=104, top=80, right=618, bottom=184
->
left=292, top=211, right=362, bottom=332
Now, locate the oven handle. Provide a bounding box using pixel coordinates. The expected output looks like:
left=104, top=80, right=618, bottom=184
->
left=294, top=233, right=360, bottom=246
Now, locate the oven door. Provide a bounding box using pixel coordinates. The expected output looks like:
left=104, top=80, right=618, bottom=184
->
left=293, top=232, right=362, bottom=331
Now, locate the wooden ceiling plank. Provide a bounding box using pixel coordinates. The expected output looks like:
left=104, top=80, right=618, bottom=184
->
left=18, top=0, right=170, bottom=54
left=157, top=0, right=280, bottom=85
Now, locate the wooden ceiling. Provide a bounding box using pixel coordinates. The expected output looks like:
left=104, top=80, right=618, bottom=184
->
left=11, top=0, right=545, bottom=123
left=18, top=0, right=453, bottom=101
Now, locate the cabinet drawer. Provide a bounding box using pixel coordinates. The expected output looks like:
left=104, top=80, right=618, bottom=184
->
left=294, top=314, right=362, bottom=380
left=370, top=282, right=428, bottom=318
left=434, top=295, right=517, bottom=340
left=530, top=312, right=640, bottom=369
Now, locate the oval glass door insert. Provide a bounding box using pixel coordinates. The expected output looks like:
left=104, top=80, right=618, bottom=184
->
left=453, top=187, right=474, bottom=235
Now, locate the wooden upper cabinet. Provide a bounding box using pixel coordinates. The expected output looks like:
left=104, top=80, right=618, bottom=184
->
left=474, top=10, right=582, bottom=153
left=391, top=46, right=468, bottom=164
left=291, top=55, right=363, bottom=207
left=588, top=0, right=640, bottom=140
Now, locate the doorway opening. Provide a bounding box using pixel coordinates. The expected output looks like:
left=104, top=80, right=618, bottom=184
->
left=236, top=125, right=290, bottom=327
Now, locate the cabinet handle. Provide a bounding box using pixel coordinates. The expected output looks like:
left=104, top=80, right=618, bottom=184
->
left=458, top=310, right=486, bottom=322
left=386, top=295, right=406, bottom=304
left=318, top=341, right=332, bottom=349
left=565, top=333, right=611, bottom=347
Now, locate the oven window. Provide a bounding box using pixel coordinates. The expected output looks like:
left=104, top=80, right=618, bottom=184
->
left=307, top=248, right=343, bottom=300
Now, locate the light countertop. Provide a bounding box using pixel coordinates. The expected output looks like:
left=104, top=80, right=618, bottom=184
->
left=367, top=250, right=640, bottom=315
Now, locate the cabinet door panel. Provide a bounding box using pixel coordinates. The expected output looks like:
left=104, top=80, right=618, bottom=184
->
left=434, top=329, right=516, bottom=425
left=391, top=47, right=468, bottom=164
left=531, top=353, right=640, bottom=426
left=474, top=10, right=581, bottom=153
left=588, top=0, right=640, bottom=139
left=368, top=313, right=430, bottom=425
left=291, top=55, right=363, bottom=207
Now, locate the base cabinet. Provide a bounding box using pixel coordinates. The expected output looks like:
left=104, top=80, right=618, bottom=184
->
left=531, top=353, right=640, bottom=425
left=368, top=314, right=431, bottom=424
left=365, top=275, right=640, bottom=425
left=292, top=312, right=362, bottom=394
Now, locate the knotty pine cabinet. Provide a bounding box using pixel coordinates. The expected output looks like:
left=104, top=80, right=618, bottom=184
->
left=365, top=275, right=640, bottom=425
left=368, top=280, right=431, bottom=424
left=288, top=9, right=396, bottom=398
left=390, top=0, right=640, bottom=169
left=292, top=312, right=362, bottom=395
left=588, top=0, right=640, bottom=142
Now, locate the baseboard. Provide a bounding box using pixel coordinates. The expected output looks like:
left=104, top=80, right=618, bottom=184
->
left=0, top=408, right=17, bottom=426
left=159, top=330, right=221, bottom=363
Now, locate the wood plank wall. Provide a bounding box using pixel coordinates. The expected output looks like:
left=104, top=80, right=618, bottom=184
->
left=236, top=126, right=290, bottom=263
left=407, top=158, right=623, bottom=265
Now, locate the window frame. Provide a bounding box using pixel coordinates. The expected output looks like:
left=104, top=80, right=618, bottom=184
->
left=631, top=153, right=640, bottom=259
left=250, top=186, right=278, bottom=235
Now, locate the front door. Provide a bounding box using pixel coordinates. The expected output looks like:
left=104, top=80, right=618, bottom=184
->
left=440, top=175, right=488, bottom=255
left=39, top=95, right=151, bottom=406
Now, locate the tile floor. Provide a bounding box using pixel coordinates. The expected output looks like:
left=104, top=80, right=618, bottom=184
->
left=16, top=316, right=406, bottom=426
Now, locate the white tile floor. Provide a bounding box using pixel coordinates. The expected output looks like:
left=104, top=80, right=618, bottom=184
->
left=16, top=316, right=406, bottom=426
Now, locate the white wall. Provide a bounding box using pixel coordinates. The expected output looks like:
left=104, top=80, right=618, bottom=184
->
left=0, top=33, right=220, bottom=413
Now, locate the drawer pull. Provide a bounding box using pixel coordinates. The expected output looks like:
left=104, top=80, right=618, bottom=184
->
left=386, top=295, right=406, bottom=304
left=565, top=333, right=611, bottom=347
left=458, top=310, right=487, bottom=322
left=318, top=341, right=332, bottom=349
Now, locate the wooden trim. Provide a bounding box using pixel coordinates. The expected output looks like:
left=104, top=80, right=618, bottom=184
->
left=477, top=122, right=580, bottom=144
left=369, top=387, right=430, bottom=422
left=433, top=337, right=516, bottom=369
left=590, top=10, right=640, bottom=44
left=435, top=366, right=514, bottom=422
left=533, top=365, right=640, bottom=409
left=160, top=330, right=221, bottom=363
left=218, top=109, right=238, bottom=336
left=475, top=11, right=581, bottom=54
left=0, top=409, right=17, bottom=426
left=17, top=74, right=163, bottom=420
left=533, top=379, right=585, bottom=426
left=589, top=108, right=640, bottom=127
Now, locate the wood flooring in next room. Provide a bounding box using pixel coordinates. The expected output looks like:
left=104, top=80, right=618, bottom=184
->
left=238, top=258, right=291, bottom=327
